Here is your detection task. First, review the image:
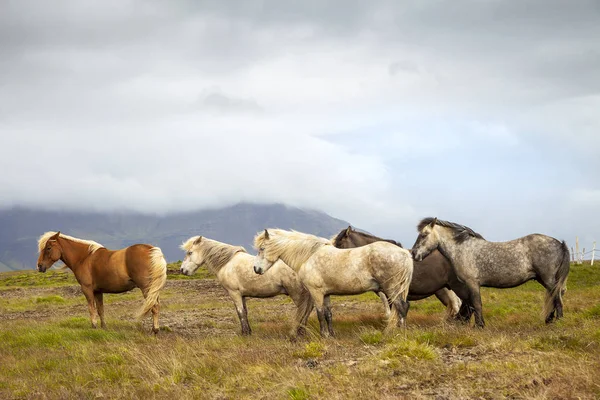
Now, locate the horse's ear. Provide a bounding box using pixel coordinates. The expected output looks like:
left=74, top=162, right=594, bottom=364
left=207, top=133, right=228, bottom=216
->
left=193, top=236, right=202, bottom=245
left=429, top=218, right=438, bottom=228
left=264, top=229, right=270, bottom=240
left=51, top=231, right=61, bottom=240
left=346, top=226, right=352, bottom=235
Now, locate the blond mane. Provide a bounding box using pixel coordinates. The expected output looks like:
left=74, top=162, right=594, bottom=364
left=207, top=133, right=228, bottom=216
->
left=254, top=229, right=331, bottom=270
left=181, top=236, right=246, bottom=273
left=37, top=231, right=104, bottom=254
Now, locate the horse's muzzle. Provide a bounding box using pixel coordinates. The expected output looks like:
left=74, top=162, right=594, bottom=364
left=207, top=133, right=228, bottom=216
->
left=37, top=264, right=47, bottom=273
left=411, top=250, right=422, bottom=262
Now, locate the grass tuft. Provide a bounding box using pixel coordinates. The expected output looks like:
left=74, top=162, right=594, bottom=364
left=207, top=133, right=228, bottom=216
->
left=294, top=341, right=325, bottom=359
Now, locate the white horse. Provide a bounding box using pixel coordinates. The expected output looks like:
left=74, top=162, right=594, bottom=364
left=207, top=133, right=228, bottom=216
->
left=253, top=229, right=413, bottom=337
left=180, top=236, right=313, bottom=336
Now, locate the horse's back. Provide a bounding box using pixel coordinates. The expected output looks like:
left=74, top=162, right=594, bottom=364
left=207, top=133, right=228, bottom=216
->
left=476, top=234, right=564, bottom=287
left=299, top=242, right=411, bottom=296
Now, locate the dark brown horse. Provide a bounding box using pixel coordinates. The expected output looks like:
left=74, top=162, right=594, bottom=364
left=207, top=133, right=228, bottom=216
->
left=37, top=231, right=167, bottom=333
left=332, top=226, right=470, bottom=320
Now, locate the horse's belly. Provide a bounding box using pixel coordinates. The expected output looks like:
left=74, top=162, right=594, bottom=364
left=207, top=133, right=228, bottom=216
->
left=480, top=270, right=536, bottom=288
left=97, top=281, right=137, bottom=293
left=324, top=277, right=379, bottom=296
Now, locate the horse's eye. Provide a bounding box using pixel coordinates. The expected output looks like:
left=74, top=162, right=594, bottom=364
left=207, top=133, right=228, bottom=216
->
left=260, top=247, right=265, bottom=252
left=187, top=251, right=192, bottom=256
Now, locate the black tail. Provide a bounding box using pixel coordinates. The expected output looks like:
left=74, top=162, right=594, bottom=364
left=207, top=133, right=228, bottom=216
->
left=544, top=241, right=570, bottom=321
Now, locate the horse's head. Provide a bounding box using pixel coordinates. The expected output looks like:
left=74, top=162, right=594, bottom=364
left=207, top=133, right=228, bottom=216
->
left=411, top=218, right=439, bottom=261
left=180, top=236, right=203, bottom=276
left=334, top=226, right=355, bottom=249
left=37, top=231, right=62, bottom=273
left=253, top=229, right=278, bottom=275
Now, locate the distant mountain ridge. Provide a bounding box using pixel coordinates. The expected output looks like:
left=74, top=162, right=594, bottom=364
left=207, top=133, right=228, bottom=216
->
left=0, top=203, right=351, bottom=271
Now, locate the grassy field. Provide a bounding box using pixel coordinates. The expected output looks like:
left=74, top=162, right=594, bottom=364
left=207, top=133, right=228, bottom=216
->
left=0, top=261, right=599, bottom=399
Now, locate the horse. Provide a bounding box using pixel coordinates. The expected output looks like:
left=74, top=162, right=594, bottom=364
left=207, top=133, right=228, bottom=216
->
left=36, top=231, right=167, bottom=333
left=411, top=218, right=570, bottom=328
left=179, top=236, right=313, bottom=337
left=332, top=226, right=462, bottom=320
left=253, top=229, right=413, bottom=337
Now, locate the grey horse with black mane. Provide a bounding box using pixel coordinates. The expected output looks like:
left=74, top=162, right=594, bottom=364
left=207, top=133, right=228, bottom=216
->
left=412, top=218, right=570, bottom=328
left=332, top=226, right=463, bottom=320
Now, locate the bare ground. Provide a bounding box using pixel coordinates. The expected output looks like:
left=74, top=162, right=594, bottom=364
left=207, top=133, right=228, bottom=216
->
left=1, top=265, right=599, bottom=399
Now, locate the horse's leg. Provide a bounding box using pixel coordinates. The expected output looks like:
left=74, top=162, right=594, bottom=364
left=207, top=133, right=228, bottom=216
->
left=456, top=301, right=474, bottom=323
left=81, top=286, right=98, bottom=329
left=287, top=287, right=312, bottom=337
left=308, top=289, right=329, bottom=337
left=242, top=297, right=251, bottom=335
left=140, top=286, right=160, bottom=334
left=391, top=298, right=410, bottom=327
left=435, top=288, right=458, bottom=319
left=377, top=291, right=391, bottom=317
left=93, top=291, right=107, bottom=329
left=323, top=295, right=334, bottom=337
left=151, top=298, right=160, bottom=334
left=229, top=291, right=251, bottom=336
left=433, top=288, right=460, bottom=320
left=466, top=282, right=485, bottom=328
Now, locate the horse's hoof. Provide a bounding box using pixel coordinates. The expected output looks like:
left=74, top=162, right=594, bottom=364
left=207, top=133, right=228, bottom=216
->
left=152, top=328, right=159, bottom=335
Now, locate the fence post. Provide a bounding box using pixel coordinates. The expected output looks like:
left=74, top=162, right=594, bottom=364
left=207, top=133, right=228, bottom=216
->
left=592, top=242, right=596, bottom=266
left=576, top=237, right=580, bottom=264
left=571, top=247, right=575, bottom=262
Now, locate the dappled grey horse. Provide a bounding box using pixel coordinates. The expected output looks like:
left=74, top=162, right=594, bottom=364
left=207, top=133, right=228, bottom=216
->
left=332, top=226, right=463, bottom=320
left=412, top=218, right=570, bottom=328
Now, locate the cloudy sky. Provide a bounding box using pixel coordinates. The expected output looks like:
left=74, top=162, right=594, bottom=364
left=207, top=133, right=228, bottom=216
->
left=0, top=0, right=598, bottom=246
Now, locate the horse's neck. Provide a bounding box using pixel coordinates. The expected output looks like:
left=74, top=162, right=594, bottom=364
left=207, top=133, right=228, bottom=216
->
left=437, top=233, right=483, bottom=263
left=58, top=237, right=94, bottom=271
left=353, top=234, right=377, bottom=246
left=202, top=244, right=243, bottom=274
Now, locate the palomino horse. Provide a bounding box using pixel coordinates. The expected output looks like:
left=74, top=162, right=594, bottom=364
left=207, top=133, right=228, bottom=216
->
left=180, top=236, right=313, bottom=336
left=37, top=231, right=167, bottom=333
left=412, top=218, right=570, bottom=328
left=332, top=226, right=462, bottom=319
left=254, top=229, right=413, bottom=337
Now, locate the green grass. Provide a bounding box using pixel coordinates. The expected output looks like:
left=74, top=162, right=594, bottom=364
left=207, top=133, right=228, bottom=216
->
left=0, top=261, right=598, bottom=399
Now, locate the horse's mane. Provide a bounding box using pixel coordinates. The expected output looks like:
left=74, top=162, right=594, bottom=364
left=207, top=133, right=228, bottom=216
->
left=418, top=218, right=484, bottom=243
left=331, top=227, right=403, bottom=248
left=254, top=229, right=331, bottom=269
left=38, top=231, right=104, bottom=254
left=181, top=236, right=246, bottom=273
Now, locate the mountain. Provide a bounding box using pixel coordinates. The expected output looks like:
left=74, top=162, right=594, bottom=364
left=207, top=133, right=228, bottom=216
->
left=0, top=203, right=351, bottom=271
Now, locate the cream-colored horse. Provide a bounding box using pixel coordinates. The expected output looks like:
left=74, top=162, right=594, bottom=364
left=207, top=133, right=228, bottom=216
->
left=180, top=236, right=313, bottom=336
left=254, top=229, right=413, bottom=337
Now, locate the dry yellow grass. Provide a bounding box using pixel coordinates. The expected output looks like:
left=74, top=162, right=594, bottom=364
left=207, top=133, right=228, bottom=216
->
left=0, top=261, right=599, bottom=399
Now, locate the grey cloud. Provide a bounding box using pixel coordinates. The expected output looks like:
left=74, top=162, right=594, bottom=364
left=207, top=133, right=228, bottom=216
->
left=200, top=92, right=264, bottom=114
left=0, top=0, right=598, bottom=244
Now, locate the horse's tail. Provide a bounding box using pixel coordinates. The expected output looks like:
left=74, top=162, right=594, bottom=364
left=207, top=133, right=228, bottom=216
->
left=294, top=284, right=314, bottom=334
left=137, top=246, right=168, bottom=320
left=385, top=252, right=413, bottom=332
left=543, top=240, right=570, bottom=320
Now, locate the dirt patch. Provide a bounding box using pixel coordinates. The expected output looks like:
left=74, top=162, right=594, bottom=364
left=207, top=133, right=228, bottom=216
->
left=439, top=346, right=484, bottom=365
